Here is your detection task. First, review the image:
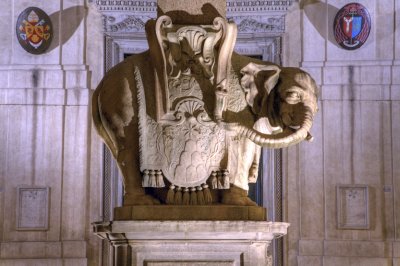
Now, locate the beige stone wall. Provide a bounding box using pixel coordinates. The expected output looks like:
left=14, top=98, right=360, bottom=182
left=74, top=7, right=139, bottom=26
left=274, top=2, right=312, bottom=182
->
left=0, top=1, right=104, bottom=265
left=1, top=1, right=399, bottom=265
left=283, top=1, right=400, bottom=265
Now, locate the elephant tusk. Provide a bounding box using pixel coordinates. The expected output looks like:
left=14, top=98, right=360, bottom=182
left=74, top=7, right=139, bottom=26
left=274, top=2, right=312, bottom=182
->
left=306, top=132, right=313, bottom=142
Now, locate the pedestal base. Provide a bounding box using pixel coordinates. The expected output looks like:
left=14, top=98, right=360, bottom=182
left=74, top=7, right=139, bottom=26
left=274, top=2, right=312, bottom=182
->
left=93, top=220, right=289, bottom=266
left=114, top=205, right=266, bottom=221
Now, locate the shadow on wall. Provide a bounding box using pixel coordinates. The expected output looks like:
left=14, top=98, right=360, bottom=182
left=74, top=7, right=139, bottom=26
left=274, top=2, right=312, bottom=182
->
left=300, top=0, right=340, bottom=48
left=48, top=5, right=86, bottom=52
left=158, top=3, right=222, bottom=24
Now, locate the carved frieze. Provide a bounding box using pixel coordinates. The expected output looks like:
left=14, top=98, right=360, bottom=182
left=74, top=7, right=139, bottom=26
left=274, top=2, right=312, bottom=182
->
left=95, top=0, right=293, bottom=12
left=102, top=15, right=149, bottom=32
left=233, top=16, right=285, bottom=33
left=96, top=0, right=292, bottom=34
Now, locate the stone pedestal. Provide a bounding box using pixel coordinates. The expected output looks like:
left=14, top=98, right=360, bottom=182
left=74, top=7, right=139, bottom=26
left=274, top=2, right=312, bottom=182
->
left=114, top=205, right=267, bottom=221
left=93, top=220, right=289, bottom=266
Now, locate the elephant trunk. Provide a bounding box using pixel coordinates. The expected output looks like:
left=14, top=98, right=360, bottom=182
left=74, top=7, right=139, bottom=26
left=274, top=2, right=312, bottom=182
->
left=236, top=108, right=314, bottom=149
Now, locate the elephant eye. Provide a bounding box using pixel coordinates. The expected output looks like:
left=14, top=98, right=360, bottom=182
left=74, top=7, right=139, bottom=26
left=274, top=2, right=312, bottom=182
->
left=285, top=91, right=301, bottom=104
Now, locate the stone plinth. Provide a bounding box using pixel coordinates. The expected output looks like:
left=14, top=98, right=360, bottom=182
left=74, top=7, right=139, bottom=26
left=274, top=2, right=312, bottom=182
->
left=114, top=205, right=266, bottom=221
left=93, top=220, right=289, bottom=266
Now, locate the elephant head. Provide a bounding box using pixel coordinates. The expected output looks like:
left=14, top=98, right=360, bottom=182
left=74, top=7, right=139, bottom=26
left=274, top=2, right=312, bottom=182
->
left=236, top=63, right=319, bottom=148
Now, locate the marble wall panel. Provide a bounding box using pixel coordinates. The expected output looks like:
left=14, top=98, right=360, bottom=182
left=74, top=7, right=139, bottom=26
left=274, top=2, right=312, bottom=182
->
left=0, top=258, right=63, bottom=266
left=297, top=256, right=322, bottom=266
left=7, top=68, right=64, bottom=89
left=393, top=101, right=400, bottom=240
left=0, top=89, right=66, bottom=106
left=357, top=102, right=385, bottom=239
left=62, top=240, right=87, bottom=258
left=0, top=241, right=62, bottom=259
left=302, top=2, right=326, bottom=62
left=323, top=101, right=352, bottom=240
left=2, top=105, right=63, bottom=242
left=393, top=68, right=400, bottom=86
left=86, top=129, right=103, bottom=266
left=63, top=259, right=87, bottom=266
left=0, top=88, right=89, bottom=106
left=0, top=0, right=12, bottom=65
left=61, top=106, right=88, bottom=240
left=302, top=66, right=322, bottom=86
left=323, top=257, right=391, bottom=266
left=375, top=1, right=395, bottom=60
left=298, top=240, right=323, bottom=256
left=299, top=107, right=324, bottom=239
left=65, top=69, right=88, bottom=89
left=0, top=106, right=8, bottom=242
left=323, top=100, right=392, bottom=241
left=396, top=1, right=400, bottom=61
left=320, top=85, right=392, bottom=101
left=323, top=66, right=391, bottom=86
left=394, top=242, right=400, bottom=257
left=61, top=0, right=86, bottom=65
left=283, top=145, right=301, bottom=266
left=287, top=0, right=398, bottom=264
left=0, top=189, right=3, bottom=242
left=86, top=3, right=105, bottom=90
left=282, top=2, right=301, bottom=67
left=66, top=89, right=90, bottom=106
left=381, top=102, right=395, bottom=240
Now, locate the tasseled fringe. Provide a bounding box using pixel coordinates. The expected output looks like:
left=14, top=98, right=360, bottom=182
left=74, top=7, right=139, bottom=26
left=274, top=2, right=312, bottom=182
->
left=202, top=183, right=212, bottom=204
left=156, top=170, right=165, bottom=187
left=166, top=185, right=175, bottom=204
left=142, top=169, right=150, bottom=187
left=217, top=171, right=223, bottom=189
left=182, top=188, right=190, bottom=205
left=174, top=186, right=182, bottom=205
left=196, top=186, right=205, bottom=205
left=211, top=171, right=218, bottom=189
left=167, top=184, right=211, bottom=205
left=190, top=187, right=198, bottom=205
left=222, top=170, right=230, bottom=189
left=148, top=170, right=156, bottom=187
left=215, top=170, right=230, bottom=189
left=142, top=169, right=165, bottom=188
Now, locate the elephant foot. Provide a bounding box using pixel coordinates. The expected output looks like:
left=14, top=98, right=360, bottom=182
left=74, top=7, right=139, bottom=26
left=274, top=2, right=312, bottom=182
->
left=221, top=185, right=257, bottom=206
left=123, top=193, right=160, bottom=205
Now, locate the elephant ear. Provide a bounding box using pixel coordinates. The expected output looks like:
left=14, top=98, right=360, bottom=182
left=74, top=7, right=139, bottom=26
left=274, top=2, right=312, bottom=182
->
left=240, top=63, right=281, bottom=116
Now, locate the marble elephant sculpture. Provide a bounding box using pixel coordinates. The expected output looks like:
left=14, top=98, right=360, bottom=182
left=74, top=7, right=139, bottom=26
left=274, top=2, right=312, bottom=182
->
left=92, top=53, right=318, bottom=206
left=92, top=16, right=318, bottom=206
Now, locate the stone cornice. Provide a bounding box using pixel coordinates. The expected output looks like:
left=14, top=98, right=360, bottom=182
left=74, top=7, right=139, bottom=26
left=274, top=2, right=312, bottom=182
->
left=95, top=0, right=292, bottom=34
left=95, top=0, right=293, bottom=13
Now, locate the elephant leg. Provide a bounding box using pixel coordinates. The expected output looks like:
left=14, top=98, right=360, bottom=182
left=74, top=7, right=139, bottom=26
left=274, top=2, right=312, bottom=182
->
left=222, top=138, right=257, bottom=206
left=248, top=145, right=261, bottom=183
left=116, top=135, right=160, bottom=206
